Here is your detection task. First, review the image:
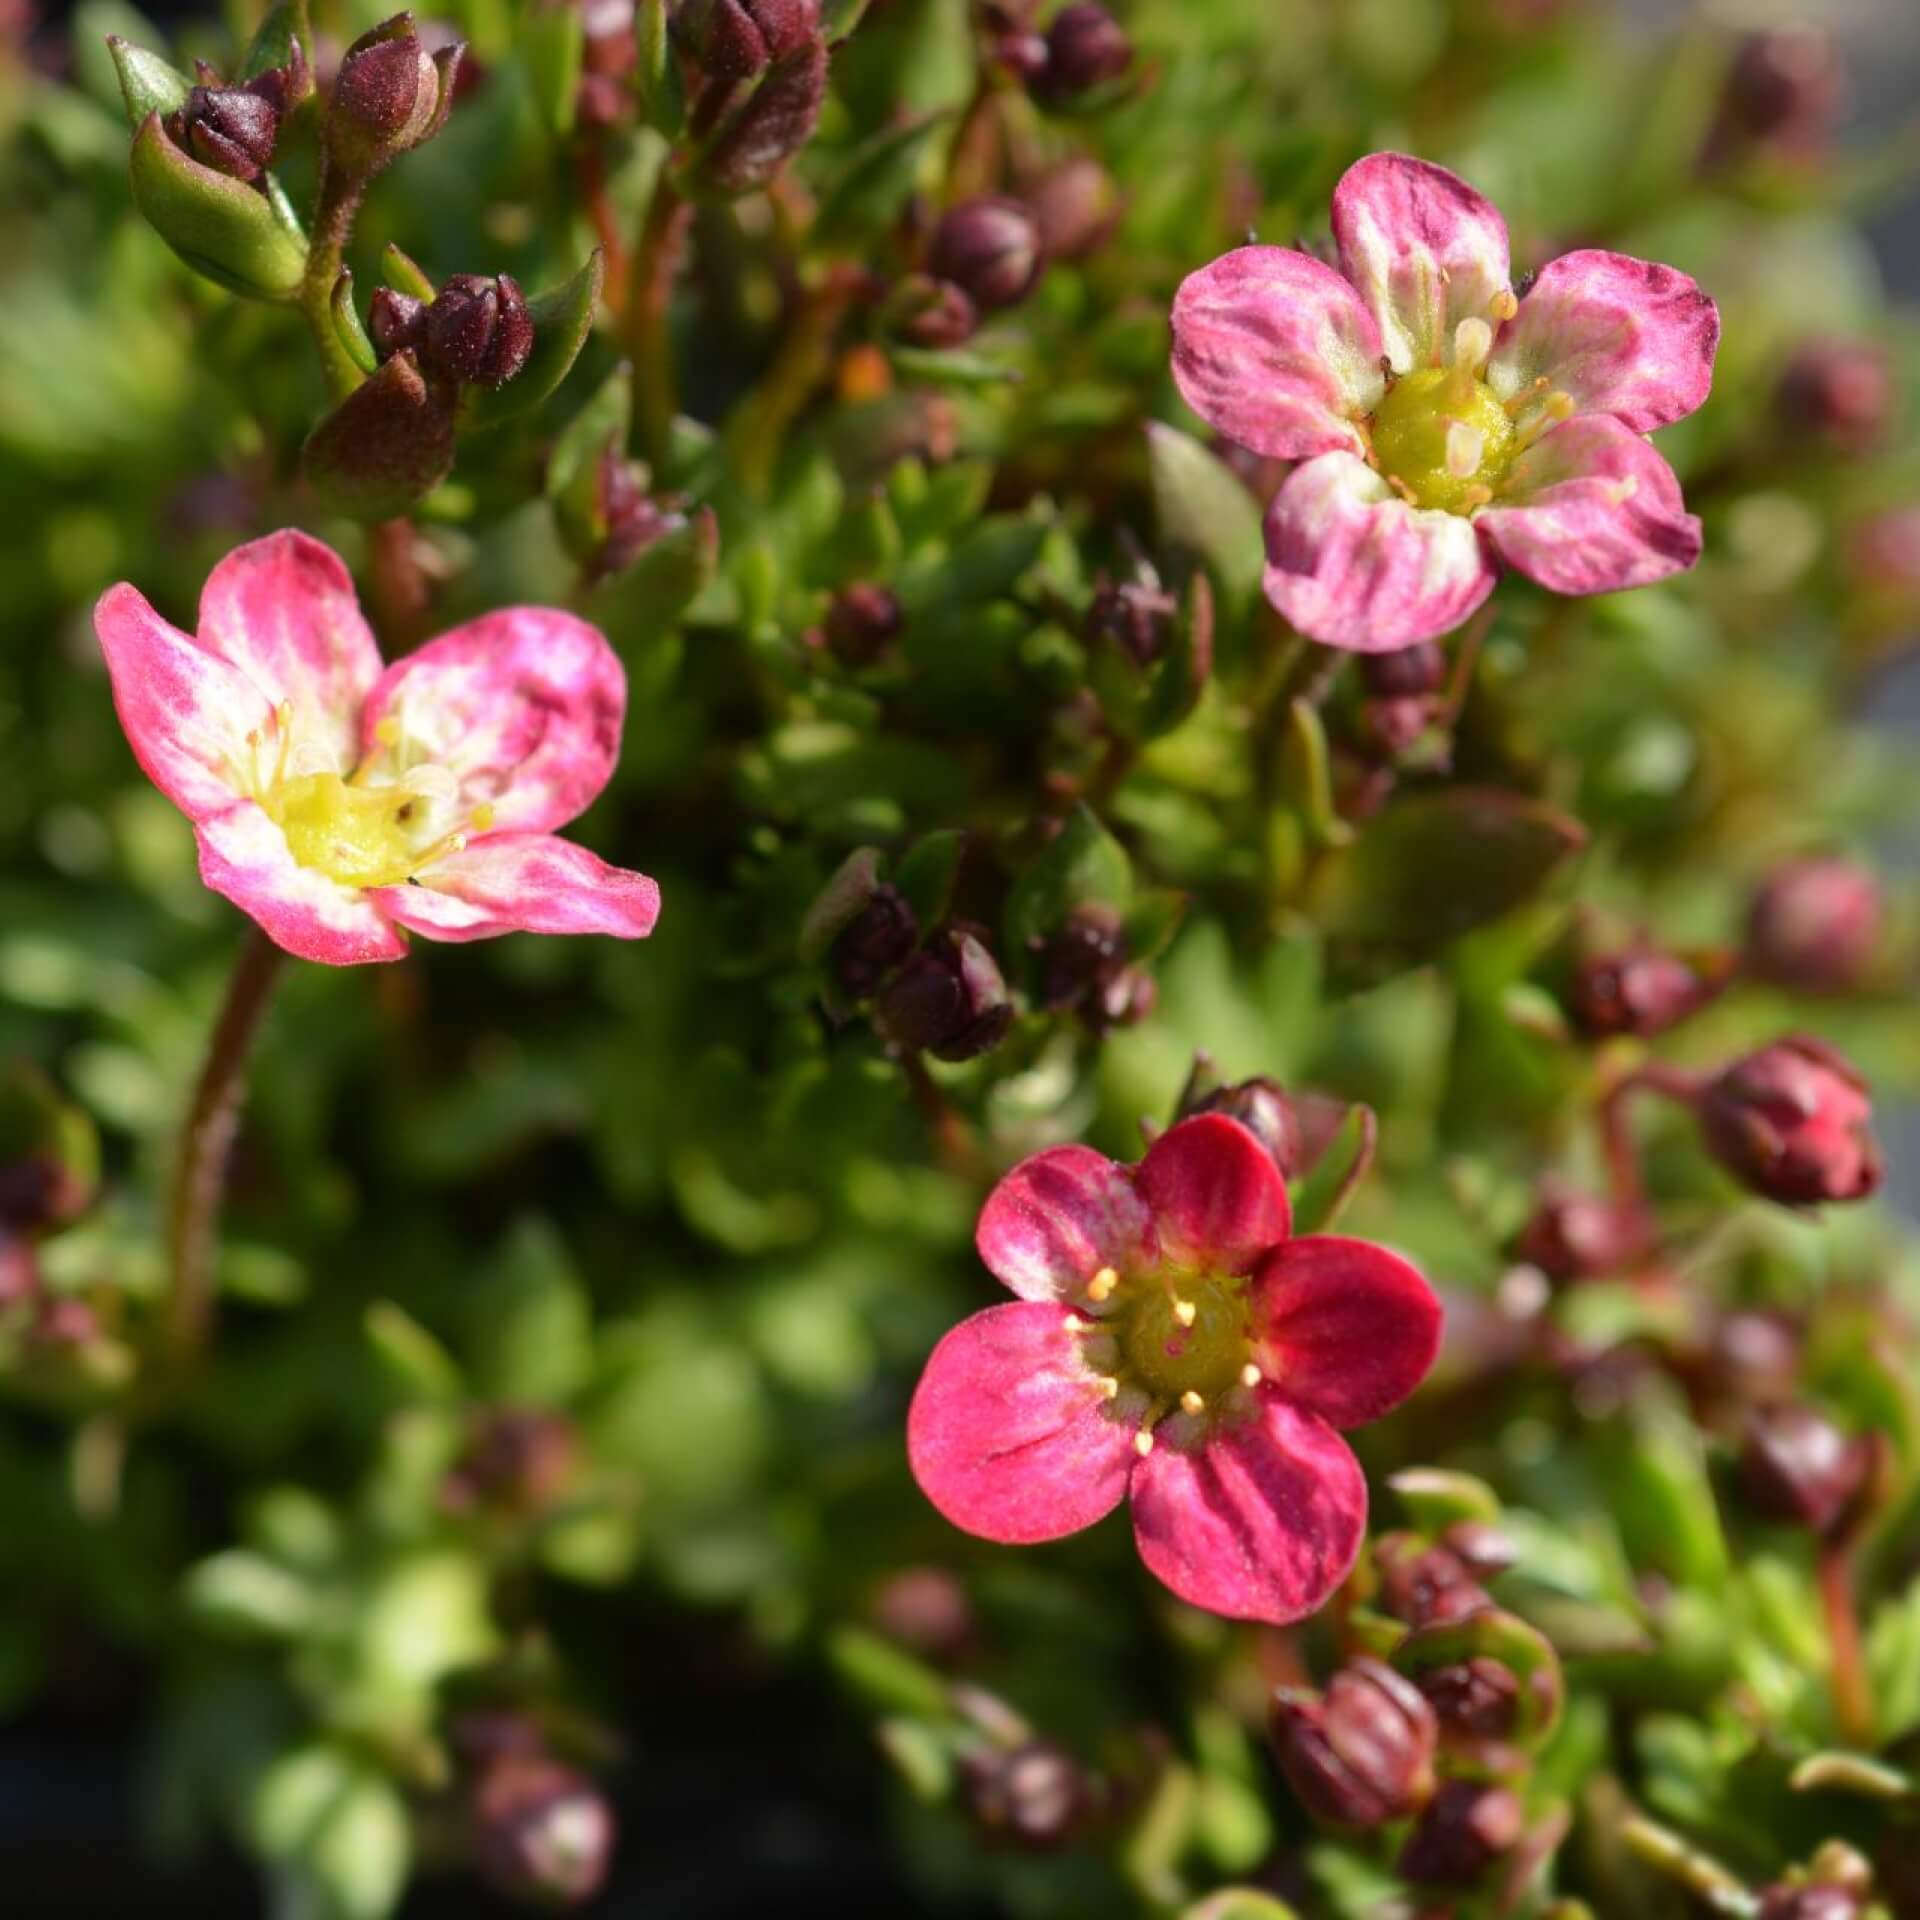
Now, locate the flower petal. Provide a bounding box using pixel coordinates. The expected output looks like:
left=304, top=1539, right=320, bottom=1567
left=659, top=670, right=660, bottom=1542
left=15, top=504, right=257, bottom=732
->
left=907, top=1302, right=1137, bottom=1545
left=1136, top=1114, right=1291, bottom=1274
left=1263, top=452, right=1496, bottom=652
left=94, top=584, right=268, bottom=822
left=1170, top=246, right=1386, bottom=460
left=1487, top=249, right=1719, bottom=433
left=1332, top=153, right=1512, bottom=373
left=359, top=609, right=626, bottom=834
left=196, top=531, right=385, bottom=774
left=1478, top=414, right=1701, bottom=596
left=1250, top=1235, right=1442, bottom=1429
left=975, top=1144, right=1156, bottom=1304
left=195, top=803, right=408, bottom=965
left=372, top=832, right=662, bottom=943
left=1130, top=1391, right=1367, bottom=1623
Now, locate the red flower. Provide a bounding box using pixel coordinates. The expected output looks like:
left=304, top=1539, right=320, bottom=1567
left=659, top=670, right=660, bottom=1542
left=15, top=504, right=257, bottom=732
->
left=907, top=1116, right=1442, bottom=1624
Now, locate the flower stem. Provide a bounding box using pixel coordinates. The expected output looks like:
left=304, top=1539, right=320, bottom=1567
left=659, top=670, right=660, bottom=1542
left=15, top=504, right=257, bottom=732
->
left=1440, top=599, right=1499, bottom=728
left=161, top=928, right=285, bottom=1367
left=623, top=167, right=692, bottom=471
left=900, top=1052, right=979, bottom=1179
left=726, top=265, right=862, bottom=500
left=301, top=157, right=369, bottom=402
left=1817, top=1539, right=1875, bottom=1748
left=1597, top=1061, right=1705, bottom=1209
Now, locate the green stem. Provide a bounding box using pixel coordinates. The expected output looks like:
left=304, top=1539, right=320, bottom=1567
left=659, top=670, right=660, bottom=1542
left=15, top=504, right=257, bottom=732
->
left=161, top=928, right=285, bottom=1367
left=623, top=167, right=692, bottom=471
left=727, top=267, right=861, bottom=499
left=300, top=157, right=368, bottom=402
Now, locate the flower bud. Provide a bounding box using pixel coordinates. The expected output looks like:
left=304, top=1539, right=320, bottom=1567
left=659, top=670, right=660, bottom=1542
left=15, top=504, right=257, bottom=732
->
left=422, top=273, right=535, bottom=388
left=441, top=1407, right=578, bottom=1517
left=1512, top=1182, right=1651, bottom=1283
left=1399, top=1780, right=1526, bottom=1887
left=1086, top=574, right=1178, bottom=670
left=1357, top=694, right=1437, bottom=760
left=1746, top=857, right=1884, bottom=994
left=1699, top=1036, right=1881, bottom=1206
left=1417, top=1657, right=1522, bottom=1740
left=1031, top=4, right=1133, bottom=106
left=471, top=1755, right=615, bottom=1906
left=1718, top=28, right=1844, bottom=152
left=824, top=583, right=904, bottom=669
left=962, top=1739, right=1087, bottom=1848
left=1270, top=1660, right=1437, bottom=1828
left=592, top=452, right=693, bottom=578
left=1023, top=155, right=1122, bottom=262
left=1038, top=904, right=1127, bottom=1010
left=1758, top=1890, right=1863, bottom=1920
left=1567, top=944, right=1727, bottom=1040
left=328, top=14, right=461, bottom=176
left=368, top=286, right=427, bottom=357
left=829, top=885, right=919, bottom=1000
left=929, top=198, right=1043, bottom=313
left=0, top=1064, right=99, bottom=1238
left=1705, top=1308, right=1802, bottom=1406
left=173, top=84, right=281, bottom=180
left=891, top=275, right=980, bottom=349
left=302, top=349, right=458, bottom=520
left=1741, top=1404, right=1875, bottom=1538
left=876, top=924, right=1013, bottom=1062
left=1374, top=1534, right=1490, bottom=1628
left=1443, top=1521, right=1519, bottom=1580
left=1777, top=339, right=1896, bottom=455
left=1179, top=1075, right=1303, bottom=1180
left=674, top=0, right=827, bottom=195
left=1360, top=642, right=1448, bottom=699
left=869, top=1566, right=976, bottom=1662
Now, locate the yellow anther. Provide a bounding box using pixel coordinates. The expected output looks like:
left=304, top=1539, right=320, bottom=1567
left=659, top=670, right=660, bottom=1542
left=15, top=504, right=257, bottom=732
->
left=469, top=802, right=496, bottom=834
left=1504, top=375, right=1551, bottom=419
left=1490, top=288, right=1519, bottom=323
left=374, top=715, right=401, bottom=748
left=1179, top=1390, right=1205, bottom=1415
left=1172, top=1298, right=1197, bottom=1328
left=1086, top=1266, right=1118, bottom=1303
left=275, top=700, right=293, bottom=732
left=1452, top=316, right=1493, bottom=376
left=1460, top=483, right=1495, bottom=509
left=1097, top=1375, right=1121, bottom=1400
left=1445, top=421, right=1485, bottom=480
left=1240, top=1362, right=1263, bottom=1389
left=1133, top=1429, right=1156, bottom=1458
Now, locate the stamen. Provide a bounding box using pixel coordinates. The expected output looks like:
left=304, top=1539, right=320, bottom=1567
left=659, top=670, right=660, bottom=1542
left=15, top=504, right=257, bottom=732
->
left=1445, top=421, right=1485, bottom=479
left=1172, top=1298, right=1197, bottom=1328
left=1460, top=482, right=1495, bottom=510
left=1489, top=289, right=1519, bottom=323
left=1096, top=1375, right=1120, bottom=1400
left=1515, top=390, right=1574, bottom=453
left=275, top=700, right=293, bottom=733
left=1179, top=1389, right=1205, bottom=1415
left=1133, top=1429, right=1155, bottom=1458
left=374, top=716, right=401, bottom=749
left=1452, top=316, right=1493, bottom=376
left=1504, top=375, right=1551, bottom=419
left=469, top=801, right=497, bottom=834
left=1086, top=1266, right=1118, bottom=1303
left=1387, top=474, right=1419, bottom=505
left=1240, top=1362, right=1263, bottom=1388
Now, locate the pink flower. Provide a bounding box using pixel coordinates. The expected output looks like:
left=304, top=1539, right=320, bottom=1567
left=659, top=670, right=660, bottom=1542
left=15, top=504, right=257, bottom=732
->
left=1170, top=153, right=1719, bottom=651
left=907, top=1115, right=1442, bottom=1624
left=93, top=530, right=660, bottom=965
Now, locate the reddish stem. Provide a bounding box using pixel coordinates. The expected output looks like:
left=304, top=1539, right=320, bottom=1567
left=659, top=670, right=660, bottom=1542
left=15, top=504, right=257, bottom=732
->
left=576, top=141, right=628, bottom=305
left=1597, top=1061, right=1706, bottom=1209
left=900, top=1053, right=979, bottom=1178
left=1817, top=1540, right=1875, bottom=1748
left=623, top=169, right=693, bottom=470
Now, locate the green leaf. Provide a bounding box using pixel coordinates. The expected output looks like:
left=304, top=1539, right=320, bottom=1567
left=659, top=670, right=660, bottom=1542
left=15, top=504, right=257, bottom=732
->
left=798, top=848, right=885, bottom=964
left=585, top=507, right=721, bottom=638
left=462, top=252, right=605, bottom=432
left=1004, top=805, right=1133, bottom=966
left=893, top=830, right=965, bottom=930
left=822, top=0, right=877, bottom=40
left=634, top=0, right=684, bottom=137
left=1181, top=1892, right=1301, bottom=1920
left=105, top=35, right=190, bottom=124
left=1147, top=422, right=1263, bottom=618
left=522, top=0, right=585, bottom=139
left=1278, top=697, right=1351, bottom=852
left=1286, top=1100, right=1376, bottom=1233
left=814, top=112, right=952, bottom=251
left=364, top=1301, right=464, bottom=1404
left=380, top=243, right=437, bottom=304
left=1789, top=1751, right=1916, bottom=1802
left=827, top=1625, right=951, bottom=1718
left=182, top=1549, right=315, bottom=1639
left=329, top=270, right=379, bottom=377
left=1389, top=1467, right=1502, bottom=1531
left=242, top=2, right=307, bottom=80
left=252, top=1746, right=412, bottom=1920
left=462, top=1218, right=594, bottom=1404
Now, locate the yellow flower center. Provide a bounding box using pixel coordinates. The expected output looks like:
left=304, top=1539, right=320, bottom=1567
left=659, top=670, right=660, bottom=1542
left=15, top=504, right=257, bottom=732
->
left=1370, top=364, right=1516, bottom=516
left=1119, top=1271, right=1252, bottom=1403
left=272, top=772, right=430, bottom=889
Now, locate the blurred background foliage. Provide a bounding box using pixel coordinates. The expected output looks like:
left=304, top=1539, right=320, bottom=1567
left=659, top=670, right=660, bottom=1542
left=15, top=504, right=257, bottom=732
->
left=3, top=0, right=1920, bottom=1914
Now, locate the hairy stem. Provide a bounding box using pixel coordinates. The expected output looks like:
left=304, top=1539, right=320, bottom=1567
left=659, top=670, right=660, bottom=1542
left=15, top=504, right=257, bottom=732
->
left=623, top=167, right=692, bottom=470
left=301, top=157, right=369, bottom=402
left=162, top=928, right=285, bottom=1367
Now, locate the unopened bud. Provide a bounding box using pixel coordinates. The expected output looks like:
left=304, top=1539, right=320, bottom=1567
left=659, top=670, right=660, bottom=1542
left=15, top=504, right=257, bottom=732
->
left=830, top=885, right=919, bottom=1000
left=1567, top=944, right=1727, bottom=1040
left=0, top=1236, right=39, bottom=1312
left=1705, top=1309, right=1802, bottom=1405
left=368, top=286, right=427, bottom=356
left=869, top=1566, right=975, bottom=1662
left=1417, top=1658, right=1522, bottom=1739
left=1086, top=574, right=1177, bottom=670
left=1023, top=154, right=1122, bottom=262
left=0, top=1065, right=98, bottom=1237
left=891, top=274, right=980, bottom=349
left=824, top=583, right=904, bottom=668
left=329, top=14, right=461, bottom=175
left=441, top=1407, right=578, bottom=1516
left=1746, top=856, right=1884, bottom=994
left=471, top=1755, right=615, bottom=1906
left=674, top=0, right=826, bottom=194
left=1699, top=1036, right=1881, bottom=1206
left=1038, top=904, right=1127, bottom=1013
left=876, top=924, right=1013, bottom=1062
left=1512, top=1182, right=1651, bottom=1283
left=302, top=349, right=458, bottom=520
left=1361, top=642, right=1448, bottom=698
left=1031, top=3, right=1133, bottom=106
left=1719, top=27, right=1844, bottom=152
left=174, top=85, right=279, bottom=180
left=1178, top=1074, right=1303, bottom=1179
left=593, top=452, right=690, bottom=578
left=1398, top=1780, right=1526, bottom=1887
left=1374, top=1534, right=1490, bottom=1628
left=1270, top=1659, right=1437, bottom=1827
left=1358, top=694, right=1438, bottom=759
left=1758, top=1889, right=1863, bottom=1920
left=423, top=273, right=535, bottom=388
left=963, top=1739, right=1087, bottom=1848
left=1777, top=338, right=1896, bottom=455
left=929, top=198, right=1043, bottom=313
left=1741, top=1404, right=1875, bottom=1538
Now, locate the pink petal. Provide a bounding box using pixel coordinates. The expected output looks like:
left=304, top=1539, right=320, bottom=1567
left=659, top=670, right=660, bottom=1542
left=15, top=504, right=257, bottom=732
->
left=1130, top=1391, right=1367, bottom=1623
left=1487, top=249, right=1719, bottom=434
left=94, top=584, right=269, bottom=822
left=359, top=609, right=626, bottom=835
left=371, top=832, right=662, bottom=943
left=1170, top=246, right=1386, bottom=460
left=1332, top=153, right=1512, bottom=373
left=1478, top=414, right=1701, bottom=596
left=1136, top=1114, right=1291, bottom=1274
left=975, top=1145, right=1155, bottom=1305
left=907, top=1302, right=1137, bottom=1545
left=1262, top=453, right=1496, bottom=652
left=195, top=803, right=408, bottom=965
left=196, top=531, right=385, bottom=774
left=1250, top=1235, right=1442, bottom=1429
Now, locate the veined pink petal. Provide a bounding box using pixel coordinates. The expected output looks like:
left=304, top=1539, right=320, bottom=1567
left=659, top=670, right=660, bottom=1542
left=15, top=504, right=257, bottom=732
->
left=1332, top=153, right=1512, bottom=373
left=1170, top=246, right=1386, bottom=460
left=1130, top=1391, right=1367, bottom=1623
left=360, top=609, right=626, bottom=835
left=1250, top=1235, right=1442, bottom=1429
left=1478, top=414, right=1701, bottom=596
left=196, top=531, right=385, bottom=774
left=1487, top=250, right=1719, bottom=433
left=373, top=832, right=661, bottom=943
left=195, top=803, right=408, bottom=965
left=907, top=1301, right=1137, bottom=1545
left=94, top=584, right=270, bottom=823
left=975, top=1144, right=1155, bottom=1304
left=1263, top=453, right=1496, bottom=652
left=1136, top=1115, right=1291, bottom=1274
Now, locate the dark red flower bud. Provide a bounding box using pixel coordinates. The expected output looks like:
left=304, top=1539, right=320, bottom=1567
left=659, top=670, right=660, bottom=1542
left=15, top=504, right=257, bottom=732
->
left=419, top=273, right=535, bottom=388
left=869, top=1566, right=976, bottom=1662
left=441, top=1407, right=578, bottom=1516
left=1848, top=505, right=1920, bottom=600
left=1417, top=1657, right=1522, bottom=1739
left=1759, top=1889, right=1863, bottom=1920
left=673, top=0, right=826, bottom=192
left=892, top=274, right=980, bottom=349
left=1179, top=1075, right=1304, bottom=1180
left=877, top=924, right=1013, bottom=1062
left=824, top=583, right=904, bottom=668
left=1720, top=27, right=1844, bottom=150
left=471, top=1755, right=615, bottom=1906
left=1023, top=155, right=1123, bottom=262
left=1270, top=1660, right=1437, bottom=1828
left=367, top=287, right=426, bottom=357
left=1357, top=694, right=1438, bottom=760
left=329, top=14, right=461, bottom=174
left=830, top=885, right=919, bottom=1000
left=1777, top=339, right=1897, bottom=455
left=1700, top=1036, right=1881, bottom=1206
left=675, top=0, right=818, bottom=84
left=1398, top=1780, right=1526, bottom=1887
left=1374, top=1534, right=1490, bottom=1628
left=1442, top=1521, right=1519, bottom=1579
left=1039, top=904, right=1127, bottom=1012
left=963, top=1740, right=1087, bottom=1848
left=0, top=1066, right=97, bottom=1237
left=1086, top=574, right=1178, bottom=670
left=1513, top=1181, right=1652, bottom=1283
left=175, top=85, right=280, bottom=180
left=1567, top=944, right=1727, bottom=1040
left=1746, top=856, right=1884, bottom=994
left=1094, top=964, right=1157, bottom=1030
left=1705, top=1309, right=1802, bottom=1405
left=1362, top=640, right=1444, bottom=693
left=994, top=30, right=1050, bottom=82
left=0, top=1236, right=38, bottom=1312
left=1741, top=1404, right=1875, bottom=1537
left=929, top=198, right=1043, bottom=313
left=1031, top=3, right=1132, bottom=105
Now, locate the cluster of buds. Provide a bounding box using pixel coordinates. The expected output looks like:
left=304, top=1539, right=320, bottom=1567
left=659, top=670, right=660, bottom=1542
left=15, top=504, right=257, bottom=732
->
left=370, top=274, right=536, bottom=390
left=669, top=0, right=830, bottom=196
left=876, top=922, right=1015, bottom=1063
left=1371, top=1525, right=1510, bottom=1629
left=456, top=1714, right=616, bottom=1907
left=1034, top=905, right=1156, bottom=1032
left=895, top=199, right=1045, bottom=349
left=1745, top=855, right=1884, bottom=994
left=1565, top=939, right=1731, bottom=1040
left=1353, top=641, right=1448, bottom=762
left=164, top=44, right=311, bottom=183
left=989, top=3, right=1135, bottom=109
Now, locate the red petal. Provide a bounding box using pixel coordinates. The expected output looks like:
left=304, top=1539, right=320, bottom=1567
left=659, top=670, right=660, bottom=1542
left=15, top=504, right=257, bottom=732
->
left=974, top=1144, right=1153, bottom=1304
left=1130, top=1391, right=1367, bottom=1624
left=907, top=1302, right=1136, bottom=1545
left=1136, top=1114, right=1291, bottom=1273
left=1250, top=1235, right=1442, bottom=1429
